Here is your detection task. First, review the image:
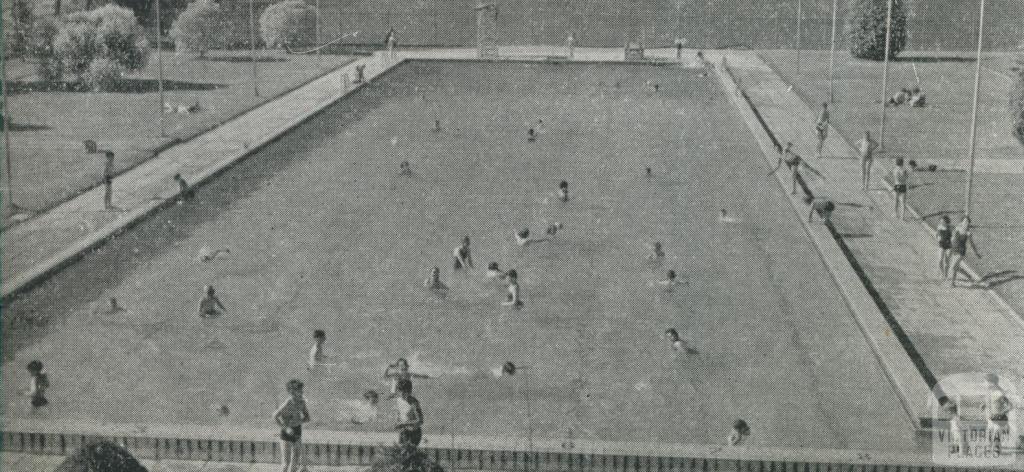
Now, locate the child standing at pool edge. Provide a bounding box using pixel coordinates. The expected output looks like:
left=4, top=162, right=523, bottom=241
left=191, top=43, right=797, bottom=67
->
left=274, top=379, right=310, bottom=472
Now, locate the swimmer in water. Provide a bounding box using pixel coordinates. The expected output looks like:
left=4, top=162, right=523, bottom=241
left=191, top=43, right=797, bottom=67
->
left=647, top=241, right=665, bottom=264
left=424, top=267, right=448, bottom=294
left=502, top=269, right=524, bottom=308
left=665, top=328, right=698, bottom=355
left=557, top=180, right=569, bottom=202
left=486, top=262, right=507, bottom=280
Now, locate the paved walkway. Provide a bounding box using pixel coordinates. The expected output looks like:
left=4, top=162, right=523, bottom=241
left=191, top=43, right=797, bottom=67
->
left=1, top=452, right=365, bottom=472
left=721, top=52, right=1024, bottom=404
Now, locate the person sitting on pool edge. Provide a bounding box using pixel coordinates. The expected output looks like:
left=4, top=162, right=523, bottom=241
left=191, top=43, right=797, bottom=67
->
left=804, top=195, right=835, bottom=224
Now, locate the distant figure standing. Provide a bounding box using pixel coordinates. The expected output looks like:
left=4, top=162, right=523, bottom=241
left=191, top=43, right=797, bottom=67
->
left=856, top=131, right=879, bottom=191
left=769, top=142, right=822, bottom=195
left=308, top=329, right=327, bottom=370
left=936, top=215, right=953, bottom=278
left=948, top=217, right=982, bottom=288
left=674, top=37, right=685, bottom=60
left=354, top=64, right=366, bottom=84
left=103, top=151, right=115, bottom=210
left=394, top=379, right=424, bottom=447
left=566, top=34, right=575, bottom=59
left=385, top=28, right=397, bottom=60
left=814, top=103, right=830, bottom=158
left=891, top=158, right=909, bottom=220
left=453, top=236, right=474, bottom=270
left=502, top=269, right=523, bottom=308
left=274, top=379, right=310, bottom=472
left=25, top=360, right=49, bottom=409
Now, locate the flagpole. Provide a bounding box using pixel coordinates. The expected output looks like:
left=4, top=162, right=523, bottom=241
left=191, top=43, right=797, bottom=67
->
left=964, top=0, right=986, bottom=219
left=156, top=0, right=165, bottom=137
left=795, top=0, right=803, bottom=74
left=877, top=0, right=894, bottom=152
left=2, top=39, right=15, bottom=210
left=827, top=0, right=839, bottom=103
left=249, top=0, right=259, bottom=97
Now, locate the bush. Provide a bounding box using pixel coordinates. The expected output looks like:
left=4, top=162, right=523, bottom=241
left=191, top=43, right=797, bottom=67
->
left=87, top=57, right=123, bottom=91
left=848, top=0, right=907, bottom=61
left=170, top=0, right=222, bottom=57
left=1012, top=60, right=1024, bottom=147
left=111, top=0, right=189, bottom=31
left=55, top=441, right=148, bottom=472
left=370, top=443, right=445, bottom=472
left=43, top=5, right=148, bottom=88
left=32, top=16, right=65, bottom=85
left=259, top=0, right=317, bottom=49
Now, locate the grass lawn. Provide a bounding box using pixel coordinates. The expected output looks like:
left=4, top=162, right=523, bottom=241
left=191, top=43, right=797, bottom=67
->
left=759, top=50, right=1022, bottom=164
left=3, top=49, right=353, bottom=218
left=2, top=61, right=916, bottom=451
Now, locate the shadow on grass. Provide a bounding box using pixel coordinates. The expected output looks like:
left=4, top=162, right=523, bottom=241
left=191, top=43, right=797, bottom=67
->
left=198, top=55, right=287, bottom=63
left=3, top=122, right=51, bottom=132
left=8, top=79, right=225, bottom=94
left=894, top=56, right=977, bottom=64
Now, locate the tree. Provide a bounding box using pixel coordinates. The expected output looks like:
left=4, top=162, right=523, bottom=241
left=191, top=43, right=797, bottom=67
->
left=44, top=4, right=149, bottom=90
left=3, top=0, right=34, bottom=58
left=110, top=0, right=188, bottom=31
left=1011, top=60, right=1024, bottom=147
left=259, top=0, right=317, bottom=49
left=847, top=0, right=907, bottom=60
left=55, top=441, right=148, bottom=472
left=169, top=0, right=222, bottom=57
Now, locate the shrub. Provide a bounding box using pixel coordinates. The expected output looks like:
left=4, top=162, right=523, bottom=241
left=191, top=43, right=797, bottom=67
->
left=55, top=441, right=148, bottom=472
left=371, top=443, right=445, bottom=472
left=848, top=0, right=907, bottom=61
left=1012, top=60, right=1024, bottom=147
left=87, top=57, right=123, bottom=91
left=170, top=0, right=222, bottom=57
left=45, top=5, right=148, bottom=88
left=259, top=0, right=317, bottom=49
left=32, top=16, right=65, bottom=85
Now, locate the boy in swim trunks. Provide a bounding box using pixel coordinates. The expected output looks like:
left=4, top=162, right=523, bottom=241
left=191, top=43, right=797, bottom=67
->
left=453, top=236, right=473, bottom=270
left=891, top=158, right=909, bottom=220
left=274, top=379, right=310, bottom=472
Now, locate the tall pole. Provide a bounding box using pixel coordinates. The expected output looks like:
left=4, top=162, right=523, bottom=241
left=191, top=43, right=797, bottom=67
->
left=877, top=0, right=894, bottom=152
left=155, top=0, right=165, bottom=137
left=964, top=0, right=986, bottom=219
left=314, top=0, right=321, bottom=61
left=2, top=37, right=14, bottom=209
left=795, top=0, right=803, bottom=74
left=827, top=0, right=839, bottom=102
left=249, top=0, right=259, bottom=97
